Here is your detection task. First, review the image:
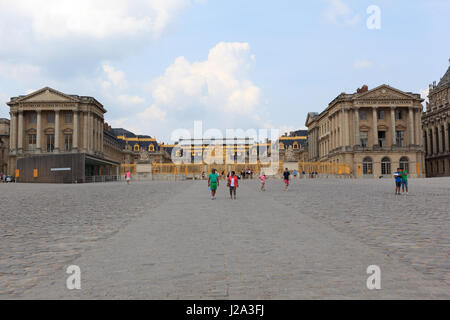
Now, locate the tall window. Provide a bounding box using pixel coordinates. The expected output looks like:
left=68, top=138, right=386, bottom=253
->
left=378, top=110, right=385, bottom=120
left=399, top=157, right=409, bottom=173
left=29, top=113, right=37, bottom=124
left=396, top=131, right=405, bottom=147
left=360, top=131, right=368, bottom=147
left=395, top=109, right=403, bottom=120
left=46, top=134, right=55, bottom=152
left=378, top=131, right=386, bottom=147
left=424, top=132, right=428, bottom=155
left=381, top=157, right=391, bottom=175
left=363, top=157, right=373, bottom=175
left=47, top=113, right=55, bottom=124
left=429, top=129, right=434, bottom=154
left=442, top=126, right=445, bottom=152
left=64, top=134, right=72, bottom=151
left=360, top=110, right=367, bottom=121
left=28, top=134, right=37, bottom=151
left=65, top=112, right=73, bottom=123
left=435, top=128, right=440, bottom=153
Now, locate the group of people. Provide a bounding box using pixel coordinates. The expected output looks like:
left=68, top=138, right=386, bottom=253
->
left=0, top=173, right=13, bottom=183
left=207, top=168, right=292, bottom=200
left=394, top=168, right=408, bottom=195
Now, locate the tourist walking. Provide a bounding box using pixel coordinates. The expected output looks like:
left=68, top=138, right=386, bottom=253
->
left=283, top=168, right=290, bottom=191
left=259, top=173, right=266, bottom=191
left=208, top=169, right=219, bottom=200
left=401, top=168, right=408, bottom=194
left=227, top=171, right=239, bottom=200
left=394, top=168, right=402, bottom=195
left=125, top=170, right=131, bottom=185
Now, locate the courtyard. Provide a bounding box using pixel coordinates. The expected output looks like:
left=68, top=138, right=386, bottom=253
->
left=0, top=178, right=449, bottom=299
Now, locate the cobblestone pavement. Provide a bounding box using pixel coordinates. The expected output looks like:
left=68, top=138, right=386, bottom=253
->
left=0, top=181, right=186, bottom=298
left=1, top=178, right=449, bottom=299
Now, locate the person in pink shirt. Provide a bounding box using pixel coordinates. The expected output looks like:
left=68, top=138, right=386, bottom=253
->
left=125, top=171, right=131, bottom=185
left=259, top=173, right=266, bottom=191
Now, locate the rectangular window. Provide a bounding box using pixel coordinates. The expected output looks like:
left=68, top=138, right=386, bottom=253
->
left=28, top=134, right=37, bottom=151
left=395, top=110, right=403, bottom=120
left=29, top=113, right=37, bottom=124
left=65, top=112, right=73, bottom=123
left=360, top=131, right=368, bottom=147
left=442, top=126, right=445, bottom=152
left=378, top=131, right=386, bottom=147
left=46, top=134, right=55, bottom=152
left=435, top=128, right=440, bottom=153
left=378, top=110, right=385, bottom=120
left=396, top=131, right=404, bottom=147
left=64, top=134, right=72, bottom=151
left=430, top=129, right=434, bottom=154
left=360, top=111, right=367, bottom=120
left=47, top=113, right=55, bottom=124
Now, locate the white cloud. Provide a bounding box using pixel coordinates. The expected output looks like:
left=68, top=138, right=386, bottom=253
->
left=118, top=95, right=146, bottom=106
left=146, top=42, right=261, bottom=116
left=354, top=59, right=372, bottom=69
left=139, top=104, right=167, bottom=121
left=322, top=0, right=361, bottom=26
left=419, top=88, right=429, bottom=103
left=0, top=61, right=41, bottom=83
left=101, top=63, right=128, bottom=90
left=0, top=0, right=203, bottom=40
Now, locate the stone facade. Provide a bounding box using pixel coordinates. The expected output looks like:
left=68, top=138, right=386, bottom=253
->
left=422, top=61, right=450, bottom=177
left=0, top=118, right=10, bottom=174
left=306, top=84, right=425, bottom=178
left=6, top=87, right=120, bottom=181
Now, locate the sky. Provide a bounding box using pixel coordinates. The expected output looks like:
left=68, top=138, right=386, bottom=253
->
left=0, top=0, right=449, bottom=143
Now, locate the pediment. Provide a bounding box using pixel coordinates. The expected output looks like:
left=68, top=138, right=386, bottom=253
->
left=17, top=87, right=78, bottom=103
left=356, top=85, right=415, bottom=100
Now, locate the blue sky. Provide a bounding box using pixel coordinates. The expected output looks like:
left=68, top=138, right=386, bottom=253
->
left=0, top=0, right=449, bottom=142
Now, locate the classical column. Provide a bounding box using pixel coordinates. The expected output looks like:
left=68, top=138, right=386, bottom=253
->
left=372, top=107, right=378, bottom=147
left=9, top=111, right=17, bottom=153
left=344, top=109, right=350, bottom=147
left=83, top=111, right=88, bottom=152
left=444, top=121, right=449, bottom=153
left=54, top=110, right=60, bottom=153
left=339, top=110, right=343, bottom=147
left=415, top=109, right=422, bottom=147
left=89, top=112, right=93, bottom=153
left=17, top=111, right=24, bottom=153
left=408, top=107, right=415, bottom=146
left=73, top=110, right=79, bottom=151
left=36, top=110, right=42, bottom=153
left=100, top=118, right=104, bottom=154
left=390, top=107, right=396, bottom=147
left=354, top=108, right=360, bottom=146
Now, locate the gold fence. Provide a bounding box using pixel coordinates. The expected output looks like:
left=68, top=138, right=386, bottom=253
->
left=120, top=163, right=137, bottom=175
left=152, top=162, right=284, bottom=176
left=298, top=162, right=351, bottom=175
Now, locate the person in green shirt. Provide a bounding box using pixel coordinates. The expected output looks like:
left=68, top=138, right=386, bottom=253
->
left=208, top=169, right=219, bottom=200
left=401, top=169, right=408, bottom=194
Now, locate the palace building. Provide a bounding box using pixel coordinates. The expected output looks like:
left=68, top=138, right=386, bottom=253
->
left=422, top=61, right=450, bottom=177
left=6, top=87, right=122, bottom=183
left=306, top=84, right=425, bottom=178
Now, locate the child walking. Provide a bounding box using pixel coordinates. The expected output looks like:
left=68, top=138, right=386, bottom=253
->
left=227, top=171, right=239, bottom=200
left=394, top=168, right=402, bottom=195
left=259, top=173, right=266, bottom=191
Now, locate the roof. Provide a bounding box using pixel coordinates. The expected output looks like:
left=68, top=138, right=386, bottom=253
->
left=437, top=64, right=450, bottom=88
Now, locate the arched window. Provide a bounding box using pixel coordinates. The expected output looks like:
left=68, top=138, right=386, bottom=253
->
left=293, top=142, right=299, bottom=150
left=149, top=144, right=155, bottom=152
left=363, top=157, right=373, bottom=175
left=399, top=157, right=409, bottom=173
left=279, top=142, right=285, bottom=150
left=381, top=157, right=391, bottom=175
left=133, top=144, right=140, bottom=152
